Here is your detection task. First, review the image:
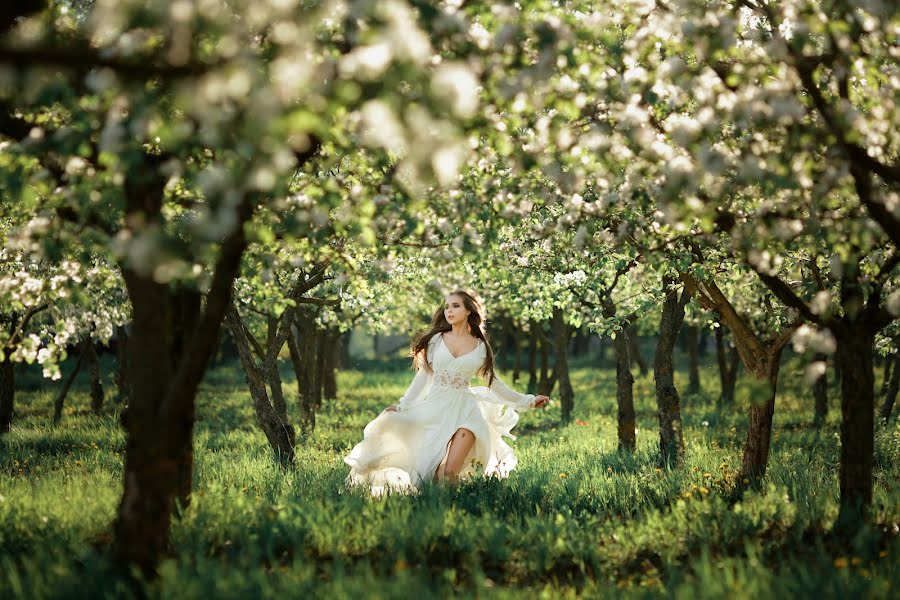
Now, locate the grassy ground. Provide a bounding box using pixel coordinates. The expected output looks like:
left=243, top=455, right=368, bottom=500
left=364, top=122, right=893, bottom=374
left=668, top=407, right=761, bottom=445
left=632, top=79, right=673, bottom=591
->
left=0, top=352, right=897, bottom=598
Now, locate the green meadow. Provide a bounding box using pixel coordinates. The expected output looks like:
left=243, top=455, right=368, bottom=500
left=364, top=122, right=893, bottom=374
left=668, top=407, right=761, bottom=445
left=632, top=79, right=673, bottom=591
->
left=1, top=354, right=897, bottom=599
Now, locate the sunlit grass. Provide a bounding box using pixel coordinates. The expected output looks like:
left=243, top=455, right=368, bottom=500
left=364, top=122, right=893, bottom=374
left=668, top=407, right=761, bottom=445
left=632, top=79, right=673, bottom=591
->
left=1, top=354, right=897, bottom=598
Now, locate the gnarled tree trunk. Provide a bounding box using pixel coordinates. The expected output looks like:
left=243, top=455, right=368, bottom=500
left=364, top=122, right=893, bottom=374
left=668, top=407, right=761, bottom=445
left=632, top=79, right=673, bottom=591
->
left=740, top=352, right=783, bottom=483
left=654, top=278, right=691, bottom=467
left=225, top=306, right=296, bottom=467
left=681, top=273, right=799, bottom=486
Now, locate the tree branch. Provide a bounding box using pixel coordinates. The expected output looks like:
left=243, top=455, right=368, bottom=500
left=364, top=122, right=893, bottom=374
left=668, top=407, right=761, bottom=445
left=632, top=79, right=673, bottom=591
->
left=0, top=44, right=222, bottom=80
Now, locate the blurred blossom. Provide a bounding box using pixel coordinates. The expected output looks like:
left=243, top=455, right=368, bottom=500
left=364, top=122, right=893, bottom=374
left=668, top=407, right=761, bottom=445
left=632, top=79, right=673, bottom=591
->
left=432, top=62, right=479, bottom=118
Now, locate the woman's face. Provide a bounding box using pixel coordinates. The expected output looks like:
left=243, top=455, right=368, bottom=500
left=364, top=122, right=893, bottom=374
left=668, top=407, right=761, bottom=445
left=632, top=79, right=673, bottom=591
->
left=444, top=295, right=470, bottom=326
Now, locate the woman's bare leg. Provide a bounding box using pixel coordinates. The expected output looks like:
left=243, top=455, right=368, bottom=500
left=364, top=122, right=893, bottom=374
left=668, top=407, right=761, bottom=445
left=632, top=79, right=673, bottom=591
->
left=440, top=428, right=476, bottom=482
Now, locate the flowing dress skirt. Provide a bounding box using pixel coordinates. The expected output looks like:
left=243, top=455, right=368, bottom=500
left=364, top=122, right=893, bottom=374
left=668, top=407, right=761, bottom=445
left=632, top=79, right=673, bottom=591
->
left=343, top=385, right=524, bottom=497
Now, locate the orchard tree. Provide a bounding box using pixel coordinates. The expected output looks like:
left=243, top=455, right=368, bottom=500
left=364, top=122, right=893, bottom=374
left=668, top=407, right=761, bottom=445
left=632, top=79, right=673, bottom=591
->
left=0, top=0, right=491, bottom=575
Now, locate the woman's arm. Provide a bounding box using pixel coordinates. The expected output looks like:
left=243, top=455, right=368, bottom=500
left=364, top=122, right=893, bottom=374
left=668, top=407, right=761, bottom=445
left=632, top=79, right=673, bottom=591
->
left=482, top=372, right=543, bottom=411
left=386, top=337, right=437, bottom=412
left=389, top=366, right=434, bottom=411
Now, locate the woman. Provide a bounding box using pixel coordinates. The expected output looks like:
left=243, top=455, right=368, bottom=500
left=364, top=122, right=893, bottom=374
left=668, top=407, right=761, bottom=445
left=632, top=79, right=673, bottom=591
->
left=344, top=289, right=551, bottom=497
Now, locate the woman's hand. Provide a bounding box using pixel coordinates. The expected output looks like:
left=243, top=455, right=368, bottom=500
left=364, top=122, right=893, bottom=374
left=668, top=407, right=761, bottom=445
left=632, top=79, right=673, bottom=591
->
left=384, top=404, right=400, bottom=413
left=533, top=395, right=550, bottom=409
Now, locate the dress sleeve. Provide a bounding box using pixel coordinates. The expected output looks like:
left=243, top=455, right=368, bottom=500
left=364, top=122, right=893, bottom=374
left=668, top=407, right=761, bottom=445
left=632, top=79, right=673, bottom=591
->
left=397, top=338, right=437, bottom=411
left=482, top=372, right=537, bottom=411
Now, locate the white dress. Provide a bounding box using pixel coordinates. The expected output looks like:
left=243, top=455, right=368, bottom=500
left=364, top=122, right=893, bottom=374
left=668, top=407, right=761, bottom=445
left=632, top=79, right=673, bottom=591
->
left=343, top=332, right=538, bottom=497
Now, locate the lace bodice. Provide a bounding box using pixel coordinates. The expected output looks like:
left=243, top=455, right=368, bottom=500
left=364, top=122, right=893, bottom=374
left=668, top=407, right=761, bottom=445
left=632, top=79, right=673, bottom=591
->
left=433, top=369, right=472, bottom=390
left=396, top=332, right=536, bottom=411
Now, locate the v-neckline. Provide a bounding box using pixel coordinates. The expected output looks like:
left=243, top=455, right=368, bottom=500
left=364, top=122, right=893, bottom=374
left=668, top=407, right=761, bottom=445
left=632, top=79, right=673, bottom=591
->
left=440, top=333, right=480, bottom=360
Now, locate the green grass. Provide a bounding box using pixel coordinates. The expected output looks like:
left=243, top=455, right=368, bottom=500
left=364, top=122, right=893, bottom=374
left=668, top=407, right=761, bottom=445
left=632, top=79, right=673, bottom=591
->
left=0, top=354, right=897, bottom=598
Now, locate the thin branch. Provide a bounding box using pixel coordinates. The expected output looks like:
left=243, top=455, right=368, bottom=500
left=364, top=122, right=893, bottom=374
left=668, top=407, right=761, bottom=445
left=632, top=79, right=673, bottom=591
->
left=4, top=304, right=49, bottom=351
left=751, top=269, right=822, bottom=325
left=0, top=44, right=223, bottom=79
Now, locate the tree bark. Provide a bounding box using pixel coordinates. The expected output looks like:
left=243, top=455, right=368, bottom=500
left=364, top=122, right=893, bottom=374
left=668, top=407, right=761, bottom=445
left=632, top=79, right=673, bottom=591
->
left=833, top=326, right=876, bottom=531
left=322, top=327, right=339, bottom=401
left=339, top=330, right=352, bottom=369
left=715, top=325, right=739, bottom=404
left=114, top=325, right=130, bottom=404
left=685, top=324, right=701, bottom=394
left=0, top=354, right=14, bottom=434
left=812, top=353, right=829, bottom=427
left=289, top=312, right=320, bottom=435
left=225, top=306, right=296, bottom=467
left=740, top=352, right=783, bottom=484
left=596, top=335, right=608, bottom=369
left=654, top=279, right=691, bottom=467
left=605, top=301, right=636, bottom=452
left=552, top=307, right=575, bottom=423
left=627, top=325, right=648, bottom=376
left=112, top=174, right=252, bottom=577
left=84, top=339, right=104, bottom=415
left=53, top=344, right=86, bottom=423
left=880, top=352, right=893, bottom=396
left=882, top=354, right=900, bottom=422
left=680, top=273, right=800, bottom=486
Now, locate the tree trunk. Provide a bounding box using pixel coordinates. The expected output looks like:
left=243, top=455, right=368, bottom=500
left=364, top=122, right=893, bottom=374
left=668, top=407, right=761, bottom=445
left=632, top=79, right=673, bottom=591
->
left=834, top=326, right=876, bottom=531
left=627, top=325, right=648, bottom=376
left=114, top=325, right=130, bottom=404
left=685, top=324, right=701, bottom=394
left=84, top=339, right=104, bottom=415
left=339, top=330, right=352, bottom=369
left=697, top=328, right=709, bottom=358
left=812, top=353, right=829, bottom=427
left=880, top=352, right=893, bottom=396
left=512, top=330, right=523, bottom=384
left=526, top=320, right=538, bottom=394
left=323, top=327, right=339, bottom=401
left=654, top=279, right=690, bottom=467
left=553, top=307, right=575, bottom=423
left=596, top=335, right=608, bottom=369
left=605, top=302, right=636, bottom=452
left=170, top=286, right=201, bottom=368
left=882, top=354, right=900, bottom=422
left=113, top=271, right=178, bottom=576
left=0, top=354, right=14, bottom=434
left=112, top=174, right=251, bottom=576
left=613, top=330, right=636, bottom=452
left=225, top=306, right=296, bottom=467
left=739, top=352, right=783, bottom=485
left=53, top=345, right=86, bottom=423
left=289, top=311, right=320, bottom=435
left=538, top=324, right=551, bottom=396
left=715, top=325, right=739, bottom=404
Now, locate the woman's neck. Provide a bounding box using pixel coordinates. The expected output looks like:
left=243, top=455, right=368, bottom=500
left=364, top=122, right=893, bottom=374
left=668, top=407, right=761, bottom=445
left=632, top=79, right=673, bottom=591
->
left=448, top=323, right=472, bottom=338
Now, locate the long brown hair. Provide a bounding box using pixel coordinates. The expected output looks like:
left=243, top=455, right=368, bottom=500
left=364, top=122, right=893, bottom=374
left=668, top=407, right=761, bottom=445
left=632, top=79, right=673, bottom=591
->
left=408, top=289, right=496, bottom=387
